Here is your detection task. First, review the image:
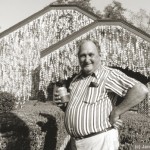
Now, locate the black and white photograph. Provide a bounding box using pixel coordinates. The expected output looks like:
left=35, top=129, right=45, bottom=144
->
left=0, top=0, right=150, bottom=150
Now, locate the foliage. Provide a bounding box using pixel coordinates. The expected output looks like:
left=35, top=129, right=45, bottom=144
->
left=119, top=111, right=150, bottom=150
left=0, top=101, right=68, bottom=150
left=0, top=100, right=150, bottom=150
left=128, top=9, right=150, bottom=34
left=54, top=0, right=103, bottom=18
left=0, top=92, right=16, bottom=113
left=103, top=1, right=127, bottom=20
left=55, top=0, right=129, bottom=20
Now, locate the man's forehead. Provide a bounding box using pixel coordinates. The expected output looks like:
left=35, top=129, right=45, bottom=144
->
left=81, top=40, right=96, bottom=47
left=79, top=41, right=99, bottom=53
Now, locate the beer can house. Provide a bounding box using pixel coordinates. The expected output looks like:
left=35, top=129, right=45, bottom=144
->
left=0, top=4, right=150, bottom=114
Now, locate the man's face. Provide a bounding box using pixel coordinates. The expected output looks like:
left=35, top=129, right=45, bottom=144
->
left=78, top=41, right=101, bottom=75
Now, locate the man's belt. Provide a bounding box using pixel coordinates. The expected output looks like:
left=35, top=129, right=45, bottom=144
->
left=73, top=127, right=114, bottom=140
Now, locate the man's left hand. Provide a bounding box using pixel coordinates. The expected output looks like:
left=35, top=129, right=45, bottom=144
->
left=109, top=110, right=123, bottom=129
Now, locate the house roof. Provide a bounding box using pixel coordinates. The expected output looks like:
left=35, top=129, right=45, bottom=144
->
left=0, top=4, right=150, bottom=41
left=0, top=4, right=99, bottom=38
left=41, top=19, right=150, bottom=57
left=0, top=4, right=150, bottom=42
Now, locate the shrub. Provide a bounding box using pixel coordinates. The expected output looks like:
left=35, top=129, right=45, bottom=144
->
left=0, top=101, right=68, bottom=150
left=0, top=92, right=16, bottom=113
left=119, top=111, right=150, bottom=150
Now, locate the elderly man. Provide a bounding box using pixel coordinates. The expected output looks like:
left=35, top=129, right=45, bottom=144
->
left=55, top=40, right=148, bottom=150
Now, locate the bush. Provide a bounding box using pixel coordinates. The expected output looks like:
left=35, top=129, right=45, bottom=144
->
left=119, top=111, right=150, bottom=150
left=0, top=101, right=68, bottom=150
left=0, top=92, right=16, bottom=113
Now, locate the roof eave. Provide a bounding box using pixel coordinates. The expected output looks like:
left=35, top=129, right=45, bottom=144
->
left=0, top=4, right=99, bottom=38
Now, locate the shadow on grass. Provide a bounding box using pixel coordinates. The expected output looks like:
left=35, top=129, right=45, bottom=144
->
left=37, top=113, right=57, bottom=150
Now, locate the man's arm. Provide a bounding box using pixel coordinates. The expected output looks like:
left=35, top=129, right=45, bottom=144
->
left=109, top=82, right=149, bottom=126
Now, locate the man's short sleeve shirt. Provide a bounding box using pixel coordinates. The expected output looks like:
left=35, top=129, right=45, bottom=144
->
left=64, top=66, right=138, bottom=137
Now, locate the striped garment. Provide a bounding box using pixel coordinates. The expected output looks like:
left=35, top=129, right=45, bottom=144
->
left=64, top=66, right=138, bottom=138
